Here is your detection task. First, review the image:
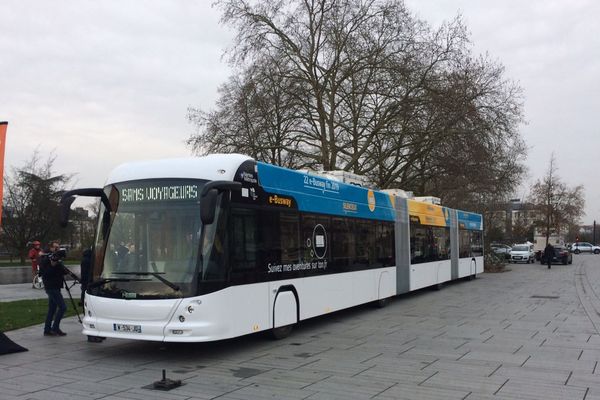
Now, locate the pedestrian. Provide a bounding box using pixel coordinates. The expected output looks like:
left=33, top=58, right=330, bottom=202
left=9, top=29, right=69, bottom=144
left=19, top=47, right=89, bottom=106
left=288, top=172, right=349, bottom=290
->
left=80, top=248, right=92, bottom=305
left=544, top=242, right=555, bottom=270
left=28, top=240, right=42, bottom=287
left=39, top=241, right=68, bottom=336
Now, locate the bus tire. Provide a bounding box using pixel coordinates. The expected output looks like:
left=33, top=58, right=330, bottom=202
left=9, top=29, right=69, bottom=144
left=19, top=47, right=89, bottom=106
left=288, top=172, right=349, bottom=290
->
left=375, top=297, right=390, bottom=308
left=271, top=324, right=294, bottom=340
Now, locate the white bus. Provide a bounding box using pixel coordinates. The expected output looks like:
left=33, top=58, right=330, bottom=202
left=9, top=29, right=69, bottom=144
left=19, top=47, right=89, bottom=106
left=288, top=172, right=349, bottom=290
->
left=60, top=154, right=483, bottom=342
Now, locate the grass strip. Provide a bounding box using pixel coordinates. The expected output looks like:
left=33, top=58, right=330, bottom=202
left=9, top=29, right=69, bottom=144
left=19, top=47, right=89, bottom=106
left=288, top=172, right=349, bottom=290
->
left=0, top=298, right=79, bottom=331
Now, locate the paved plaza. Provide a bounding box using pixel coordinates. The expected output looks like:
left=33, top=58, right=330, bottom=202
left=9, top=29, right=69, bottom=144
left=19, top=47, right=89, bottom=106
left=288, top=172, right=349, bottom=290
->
left=2, top=255, right=600, bottom=399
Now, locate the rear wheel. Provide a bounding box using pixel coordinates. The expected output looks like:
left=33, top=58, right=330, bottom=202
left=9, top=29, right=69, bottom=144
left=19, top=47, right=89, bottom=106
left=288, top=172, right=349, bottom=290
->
left=574, top=249, right=581, bottom=254
left=562, top=257, right=568, bottom=265
left=375, top=297, right=390, bottom=308
left=271, top=324, right=294, bottom=340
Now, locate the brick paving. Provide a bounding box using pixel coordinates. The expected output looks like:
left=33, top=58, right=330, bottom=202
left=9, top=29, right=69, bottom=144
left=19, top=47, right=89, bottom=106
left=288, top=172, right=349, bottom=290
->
left=2, top=255, right=600, bottom=399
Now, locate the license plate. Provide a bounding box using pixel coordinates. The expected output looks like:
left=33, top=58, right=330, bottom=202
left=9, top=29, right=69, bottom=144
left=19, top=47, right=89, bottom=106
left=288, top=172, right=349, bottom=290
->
left=113, top=323, right=142, bottom=333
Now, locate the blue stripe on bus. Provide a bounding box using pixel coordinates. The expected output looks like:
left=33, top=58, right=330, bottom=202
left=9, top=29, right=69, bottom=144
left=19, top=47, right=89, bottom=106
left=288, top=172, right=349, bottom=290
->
left=457, top=210, right=483, bottom=230
left=257, top=162, right=483, bottom=229
left=256, top=162, right=395, bottom=221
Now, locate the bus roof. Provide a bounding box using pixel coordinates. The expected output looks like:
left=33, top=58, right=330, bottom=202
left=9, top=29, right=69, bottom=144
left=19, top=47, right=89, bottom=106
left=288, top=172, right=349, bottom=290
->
left=105, top=154, right=252, bottom=185
left=105, top=154, right=482, bottom=229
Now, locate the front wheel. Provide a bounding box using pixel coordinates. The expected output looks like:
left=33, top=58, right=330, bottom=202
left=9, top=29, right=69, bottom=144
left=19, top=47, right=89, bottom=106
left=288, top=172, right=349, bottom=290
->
left=271, top=324, right=294, bottom=340
left=594, top=249, right=600, bottom=254
left=574, top=249, right=581, bottom=254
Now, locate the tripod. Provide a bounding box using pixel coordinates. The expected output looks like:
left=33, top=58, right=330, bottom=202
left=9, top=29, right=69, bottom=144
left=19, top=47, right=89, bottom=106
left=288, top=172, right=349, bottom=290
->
left=63, top=270, right=82, bottom=324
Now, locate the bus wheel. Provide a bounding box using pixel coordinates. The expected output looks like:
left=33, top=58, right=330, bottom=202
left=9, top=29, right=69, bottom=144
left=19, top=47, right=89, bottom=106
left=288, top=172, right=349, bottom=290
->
left=271, top=324, right=294, bottom=340
left=375, top=297, right=390, bottom=308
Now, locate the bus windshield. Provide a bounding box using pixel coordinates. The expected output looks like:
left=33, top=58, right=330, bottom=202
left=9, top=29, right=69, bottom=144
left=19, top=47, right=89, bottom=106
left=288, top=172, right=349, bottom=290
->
left=89, top=178, right=226, bottom=299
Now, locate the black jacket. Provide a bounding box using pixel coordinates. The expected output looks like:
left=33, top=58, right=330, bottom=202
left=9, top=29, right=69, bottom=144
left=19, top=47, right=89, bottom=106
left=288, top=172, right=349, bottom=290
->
left=39, top=255, right=66, bottom=289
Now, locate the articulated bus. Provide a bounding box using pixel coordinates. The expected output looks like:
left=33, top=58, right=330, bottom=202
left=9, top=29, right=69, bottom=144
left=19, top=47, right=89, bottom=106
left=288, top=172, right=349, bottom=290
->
left=60, top=154, right=483, bottom=342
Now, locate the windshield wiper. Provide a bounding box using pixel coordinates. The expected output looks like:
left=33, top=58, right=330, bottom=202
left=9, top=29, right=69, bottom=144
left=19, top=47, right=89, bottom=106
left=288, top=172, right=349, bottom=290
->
left=87, top=278, right=132, bottom=289
left=112, top=269, right=180, bottom=292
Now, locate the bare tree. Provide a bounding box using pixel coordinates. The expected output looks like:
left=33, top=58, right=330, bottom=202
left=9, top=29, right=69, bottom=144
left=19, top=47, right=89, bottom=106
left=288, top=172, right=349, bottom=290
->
left=189, top=0, right=526, bottom=210
left=1, top=150, right=72, bottom=264
left=529, top=155, right=584, bottom=246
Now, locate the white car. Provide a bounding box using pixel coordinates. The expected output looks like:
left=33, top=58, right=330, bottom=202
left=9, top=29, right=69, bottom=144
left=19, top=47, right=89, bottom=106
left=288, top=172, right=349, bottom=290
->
left=510, top=244, right=535, bottom=264
left=491, top=244, right=512, bottom=259
left=571, top=242, right=600, bottom=254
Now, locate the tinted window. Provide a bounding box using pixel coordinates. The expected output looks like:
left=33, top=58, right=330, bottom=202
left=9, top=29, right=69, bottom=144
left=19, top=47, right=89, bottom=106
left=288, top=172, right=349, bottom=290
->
left=230, top=208, right=258, bottom=271
left=470, top=231, right=483, bottom=257
left=411, top=223, right=451, bottom=264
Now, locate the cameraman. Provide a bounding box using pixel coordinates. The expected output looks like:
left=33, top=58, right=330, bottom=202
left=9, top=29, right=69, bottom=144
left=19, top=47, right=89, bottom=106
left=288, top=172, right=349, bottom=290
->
left=39, top=241, right=68, bottom=337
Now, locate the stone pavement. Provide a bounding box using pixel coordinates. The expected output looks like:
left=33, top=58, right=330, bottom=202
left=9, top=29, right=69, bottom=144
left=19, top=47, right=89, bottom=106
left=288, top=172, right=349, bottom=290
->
left=2, top=255, right=600, bottom=399
left=0, top=282, right=82, bottom=302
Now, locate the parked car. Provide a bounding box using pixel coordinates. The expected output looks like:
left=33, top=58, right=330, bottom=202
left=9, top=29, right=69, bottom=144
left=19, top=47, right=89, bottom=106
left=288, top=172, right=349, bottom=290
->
left=571, top=242, right=600, bottom=254
left=491, top=244, right=512, bottom=259
left=510, top=244, right=535, bottom=264
left=540, top=245, right=573, bottom=265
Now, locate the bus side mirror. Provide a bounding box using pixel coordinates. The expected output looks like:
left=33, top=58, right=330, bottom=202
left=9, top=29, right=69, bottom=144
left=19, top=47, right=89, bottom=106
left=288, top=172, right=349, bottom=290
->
left=201, top=189, right=218, bottom=225
left=199, top=181, right=242, bottom=225
left=59, top=196, right=77, bottom=227
left=59, top=188, right=111, bottom=227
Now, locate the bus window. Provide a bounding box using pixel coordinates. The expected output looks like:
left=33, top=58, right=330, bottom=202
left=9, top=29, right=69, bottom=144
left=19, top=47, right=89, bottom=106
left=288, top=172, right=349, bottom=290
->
left=470, top=230, right=484, bottom=257
left=432, top=227, right=450, bottom=260
left=376, top=222, right=395, bottom=266
left=280, top=212, right=300, bottom=263
left=356, top=220, right=375, bottom=267
left=200, top=193, right=228, bottom=282
left=230, top=208, right=258, bottom=271
left=300, top=214, right=330, bottom=263
left=331, top=217, right=354, bottom=270
left=459, top=229, right=470, bottom=258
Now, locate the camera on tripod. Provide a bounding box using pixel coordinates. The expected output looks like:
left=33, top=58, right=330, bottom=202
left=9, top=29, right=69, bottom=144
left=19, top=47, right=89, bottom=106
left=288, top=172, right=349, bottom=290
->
left=48, top=248, right=79, bottom=283
left=50, top=248, right=67, bottom=262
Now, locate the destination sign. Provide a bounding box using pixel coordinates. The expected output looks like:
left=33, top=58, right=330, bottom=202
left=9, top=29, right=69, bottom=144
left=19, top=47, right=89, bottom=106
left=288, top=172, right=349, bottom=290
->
left=120, top=184, right=199, bottom=203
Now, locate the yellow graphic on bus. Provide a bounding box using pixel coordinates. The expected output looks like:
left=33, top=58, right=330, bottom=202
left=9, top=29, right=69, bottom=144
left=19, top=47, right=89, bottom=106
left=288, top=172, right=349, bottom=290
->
left=408, top=200, right=447, bottom=227
left=367, top=190, right=376, bottom=212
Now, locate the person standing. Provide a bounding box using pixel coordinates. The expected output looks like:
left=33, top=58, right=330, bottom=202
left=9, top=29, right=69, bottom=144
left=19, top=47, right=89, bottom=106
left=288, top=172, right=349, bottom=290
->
left=544, top=242, right=555, bottom=270
left=39, top=241, right=67, bottom=336
left=28, top=241, right=42, bottom=287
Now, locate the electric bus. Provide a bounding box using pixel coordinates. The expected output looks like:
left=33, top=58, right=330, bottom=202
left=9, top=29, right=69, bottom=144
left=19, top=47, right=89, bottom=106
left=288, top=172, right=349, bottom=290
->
left=60, top=154, right=483, bottom=342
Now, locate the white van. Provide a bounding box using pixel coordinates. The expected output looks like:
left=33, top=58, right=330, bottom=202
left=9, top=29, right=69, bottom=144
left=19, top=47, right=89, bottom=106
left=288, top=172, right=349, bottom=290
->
left=510, top=243, right=535, bottom=264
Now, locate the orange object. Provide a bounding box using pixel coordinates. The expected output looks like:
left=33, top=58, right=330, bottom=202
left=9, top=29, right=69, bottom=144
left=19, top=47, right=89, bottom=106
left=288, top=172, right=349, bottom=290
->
left=0, top=122, right=7, bottom=226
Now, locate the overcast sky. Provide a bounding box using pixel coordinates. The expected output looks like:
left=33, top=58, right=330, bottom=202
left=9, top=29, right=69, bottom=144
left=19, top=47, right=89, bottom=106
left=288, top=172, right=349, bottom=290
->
left=1, top=1, right=599, bottom=224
